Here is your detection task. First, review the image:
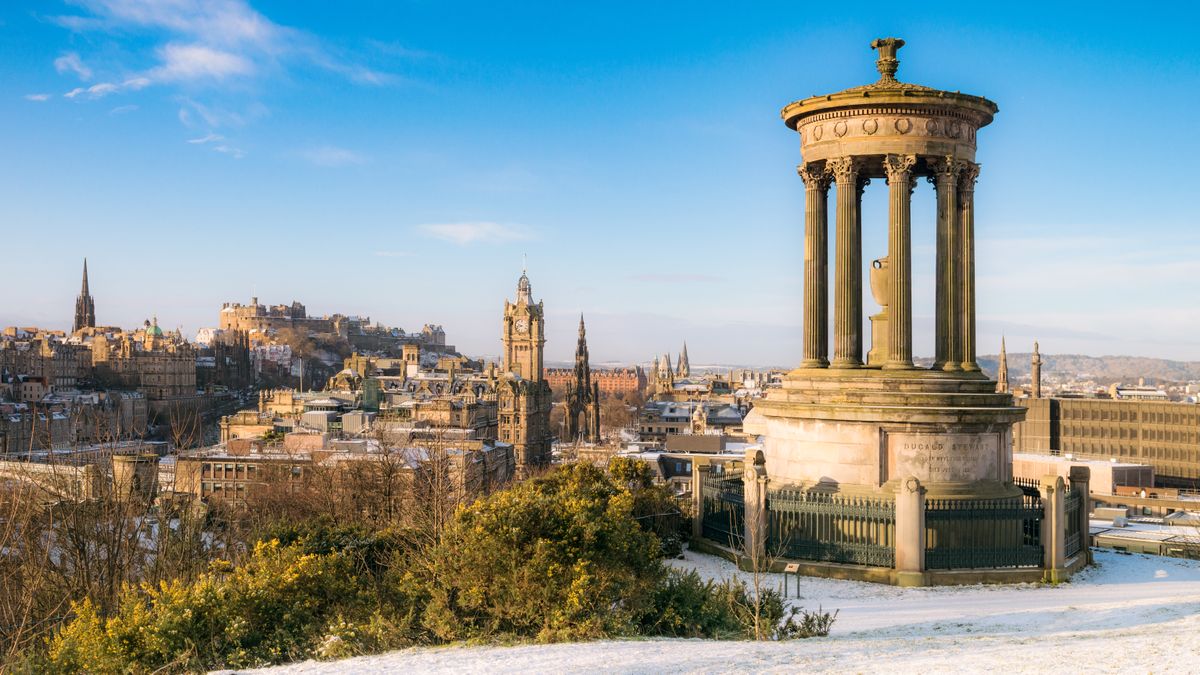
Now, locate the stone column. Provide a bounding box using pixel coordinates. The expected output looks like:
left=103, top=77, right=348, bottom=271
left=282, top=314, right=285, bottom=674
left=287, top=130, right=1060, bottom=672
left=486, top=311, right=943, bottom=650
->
left=799, top=164, right=832, bottom=368
left=894, top=476, right=927, bottom=586
left=1040, top=475, right=1066, bottom=582
left=1068, top=465, right=1092, bottom=564
left=828, top=157, right=865, bottom=368
left=958, top=162, right=981, bottom=371
left=692, top=462, right=710, bottom=540
left=883, top=154, right=917, bottom=369
left=929, top=156, right=963, bottom=371
left=742, top=448, right=769, bottom=569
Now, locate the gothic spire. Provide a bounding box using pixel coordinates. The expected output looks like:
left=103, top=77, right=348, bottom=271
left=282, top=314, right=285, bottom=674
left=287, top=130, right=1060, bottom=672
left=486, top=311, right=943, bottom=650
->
left=996, top=336, right=1009, bottom=394
left=73, top=257, right=96, bottom=333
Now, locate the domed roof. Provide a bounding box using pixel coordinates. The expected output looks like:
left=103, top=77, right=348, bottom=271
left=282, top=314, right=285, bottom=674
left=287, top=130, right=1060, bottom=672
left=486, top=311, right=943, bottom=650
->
left=146, top=316, right=163, bottom=337
left=781, top=37, right=997, bottom=131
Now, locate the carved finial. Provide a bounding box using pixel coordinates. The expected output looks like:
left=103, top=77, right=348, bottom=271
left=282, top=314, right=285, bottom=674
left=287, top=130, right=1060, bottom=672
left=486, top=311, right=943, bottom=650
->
left=870, top=37, right=905, bottom=83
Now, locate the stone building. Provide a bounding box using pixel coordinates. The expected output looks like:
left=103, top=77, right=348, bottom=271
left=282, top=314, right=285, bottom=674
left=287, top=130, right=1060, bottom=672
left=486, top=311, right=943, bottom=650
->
left=196, top=329, right=253, bottom=390
left=1013, top=397, right=1200, bottom=487
left=497, top=271, right=552, bottom=476
left=89, top=318, right=197, bottom=402
left=175, top=437, right=513, bottom=507
left=219, top=298, right=344, bottom=336
left=0, top=332, right=90, bottom=391
left=561, top=315, right=600, bottom=443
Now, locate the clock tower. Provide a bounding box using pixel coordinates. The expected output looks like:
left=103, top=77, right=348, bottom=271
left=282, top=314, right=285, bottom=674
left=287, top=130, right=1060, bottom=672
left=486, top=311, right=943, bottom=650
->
left=502, top=271, right=545, bottom=380
left=498, top=270, right=553, bottom=477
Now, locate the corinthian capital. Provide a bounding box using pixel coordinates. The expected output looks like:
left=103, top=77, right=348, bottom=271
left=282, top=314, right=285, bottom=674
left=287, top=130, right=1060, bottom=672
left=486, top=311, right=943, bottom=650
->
left=825, top=156, right=860, bottom=184
left=958, top=162, right=981, bottom=192
left=883, top=154, right=917, bottom=181
left=797, top=163, right=832, bottom=191
left=927, top=155, right=967, bottom=189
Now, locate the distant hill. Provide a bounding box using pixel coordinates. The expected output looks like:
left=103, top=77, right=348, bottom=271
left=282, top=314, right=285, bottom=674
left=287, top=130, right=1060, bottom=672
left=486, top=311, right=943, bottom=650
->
left=974, top=353, right=1200, bottom=384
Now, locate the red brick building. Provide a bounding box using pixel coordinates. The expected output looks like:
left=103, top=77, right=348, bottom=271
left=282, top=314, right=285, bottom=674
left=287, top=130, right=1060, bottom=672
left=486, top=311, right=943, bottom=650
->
left=546, top=367, right=645, bottom=398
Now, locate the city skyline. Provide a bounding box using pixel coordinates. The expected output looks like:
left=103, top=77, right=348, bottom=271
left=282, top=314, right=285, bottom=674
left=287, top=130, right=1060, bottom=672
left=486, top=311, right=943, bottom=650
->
left=3, top=2, right=1199, bottom=364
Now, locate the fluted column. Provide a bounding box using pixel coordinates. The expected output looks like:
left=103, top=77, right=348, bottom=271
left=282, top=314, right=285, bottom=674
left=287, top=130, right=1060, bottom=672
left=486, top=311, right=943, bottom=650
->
left=929, top=156, right=964, bottom=371
left=883, top=154, right=917, bottom=369
left=958, top=162, right=981, bottom=371
left=799, top=163, right=832, bottom=368
left=828, top=157, right=866, bottom=368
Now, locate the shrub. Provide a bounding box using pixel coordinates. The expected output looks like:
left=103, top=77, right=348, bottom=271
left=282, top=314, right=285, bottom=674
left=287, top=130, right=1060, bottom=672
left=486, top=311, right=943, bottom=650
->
left=776, top=606, right=839, bottom=639
left=641, top=568, right=744, bottom=638
left=422, top=463, right=663, bottom=642
left=48, top=540, right=371, bottom=673
left=609, top=456, right=688, bottom=557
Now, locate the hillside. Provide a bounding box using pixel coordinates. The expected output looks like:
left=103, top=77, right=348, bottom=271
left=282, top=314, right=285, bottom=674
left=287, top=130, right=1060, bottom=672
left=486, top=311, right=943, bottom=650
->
left=975, top=354, right=1200, bottom=384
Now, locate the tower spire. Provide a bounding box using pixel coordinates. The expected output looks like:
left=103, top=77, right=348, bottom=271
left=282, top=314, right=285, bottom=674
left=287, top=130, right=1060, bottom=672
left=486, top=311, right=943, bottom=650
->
left=996, top=336, right=1009, bottom=394
left=73, top=258, right=96, bottom=333
left=1031, top=340, right=1043, bottom=399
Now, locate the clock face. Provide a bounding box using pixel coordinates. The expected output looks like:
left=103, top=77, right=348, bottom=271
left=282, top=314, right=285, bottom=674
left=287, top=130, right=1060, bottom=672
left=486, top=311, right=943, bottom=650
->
left=515, top=318, right=529, bottom=334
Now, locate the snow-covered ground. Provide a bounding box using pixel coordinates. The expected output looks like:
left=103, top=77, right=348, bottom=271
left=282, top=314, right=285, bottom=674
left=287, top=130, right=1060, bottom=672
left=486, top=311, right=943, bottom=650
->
left=250, top=548, right=1200, bottom=674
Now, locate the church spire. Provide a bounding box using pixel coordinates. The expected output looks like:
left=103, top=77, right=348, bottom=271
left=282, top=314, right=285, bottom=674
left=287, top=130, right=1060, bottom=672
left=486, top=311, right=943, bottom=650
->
left=677, top=341, right=690, bottom=378
left=73, top=258, right=96, bottom=333
left=996, top=336, right=1009, bottom=394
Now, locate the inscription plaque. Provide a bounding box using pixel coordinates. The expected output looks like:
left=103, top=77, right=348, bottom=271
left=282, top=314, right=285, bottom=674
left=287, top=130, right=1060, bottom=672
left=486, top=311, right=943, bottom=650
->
left=886, top=432, right=1000, bottom=483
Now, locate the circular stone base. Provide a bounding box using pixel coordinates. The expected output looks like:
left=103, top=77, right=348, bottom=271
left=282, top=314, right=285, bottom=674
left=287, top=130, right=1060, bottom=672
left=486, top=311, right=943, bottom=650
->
left=743, top=367, right=1026, bottom=492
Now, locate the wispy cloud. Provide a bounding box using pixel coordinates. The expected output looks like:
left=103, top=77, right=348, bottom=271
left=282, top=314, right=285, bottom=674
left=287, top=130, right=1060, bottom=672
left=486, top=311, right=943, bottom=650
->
left=300, top=145, right=366, bottom=168
left=54, top=52, right=92, bottom=80
left=629, top=273, right=725, bottom=284
left=52, top=0, right=392, bottom=92
left=176, top=98, right=267, bottom=129
left=64, top=78, right=148, bottom=99
left=109, top=104, right=138, bottom=115
left=212, top=144, right=245, bottom=159
left=149, top=43, right=254, bottom=82
left=185, top=131, right=242, bottom=158
left=374, top=250, right=412, bottom=258
left=187, top=132, right=224, bottom=144
left=24, top=93, right=52, bottom=102
left=419, top=222, right=532, bottom=246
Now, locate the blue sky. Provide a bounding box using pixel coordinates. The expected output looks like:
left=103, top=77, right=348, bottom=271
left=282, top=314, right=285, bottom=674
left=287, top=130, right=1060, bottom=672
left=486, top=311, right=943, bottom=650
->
left=2, top=1, right=1199, bottom=366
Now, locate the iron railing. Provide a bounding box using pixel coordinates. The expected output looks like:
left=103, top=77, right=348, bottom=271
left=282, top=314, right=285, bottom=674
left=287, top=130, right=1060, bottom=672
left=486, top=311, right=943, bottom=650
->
left=766, top=488, right=895, bottom=568
left=700, top=471, right=744, bottom=547
left=1064, top=487, right=1083, bottom=559
left=926, top=494, right=1043, bottom=569
left=1012, top=476, right=1041, bottom=498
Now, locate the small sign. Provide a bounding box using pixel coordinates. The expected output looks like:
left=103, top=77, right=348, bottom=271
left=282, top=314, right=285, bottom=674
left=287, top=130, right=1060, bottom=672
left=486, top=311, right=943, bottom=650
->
left=784, top=563, right=800, bottom=573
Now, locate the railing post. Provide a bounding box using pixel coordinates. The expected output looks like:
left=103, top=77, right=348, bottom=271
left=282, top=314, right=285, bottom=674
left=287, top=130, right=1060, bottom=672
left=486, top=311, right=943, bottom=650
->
left=692, top=463, right=709, bottom=540
left=742, top=448, right=768, bottom=569
left=894, top=475, right=926, bottom=586
left=1069, top=465, right=1092, bottom=565
left=1040, top=475, right=1066, bottom=582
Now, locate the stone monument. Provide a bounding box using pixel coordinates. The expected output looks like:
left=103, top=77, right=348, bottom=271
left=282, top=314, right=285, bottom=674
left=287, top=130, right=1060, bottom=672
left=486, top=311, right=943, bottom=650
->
left=745, top=37, right=1025, bottom=501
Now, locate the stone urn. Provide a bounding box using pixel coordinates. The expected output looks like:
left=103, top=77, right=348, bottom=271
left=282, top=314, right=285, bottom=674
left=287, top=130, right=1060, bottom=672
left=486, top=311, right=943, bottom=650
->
left=870, top=257, right=890, bottom=309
